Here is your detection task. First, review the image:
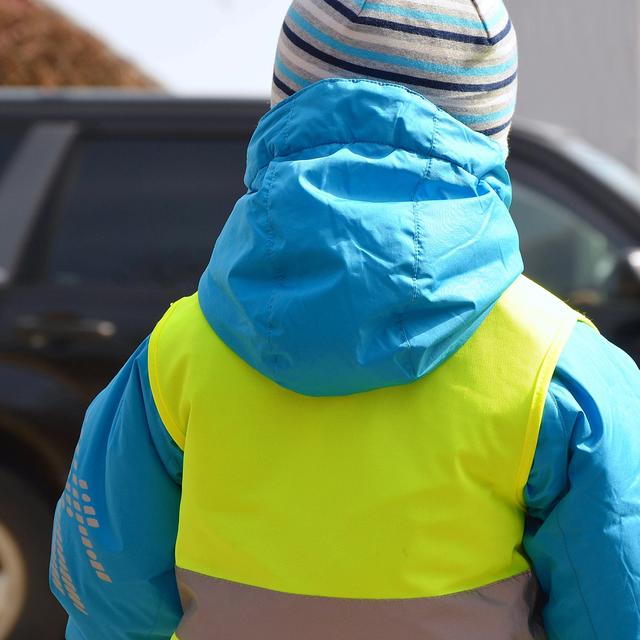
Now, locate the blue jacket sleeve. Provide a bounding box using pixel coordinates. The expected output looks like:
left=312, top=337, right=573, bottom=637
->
left=49, top=338, right=184, bottom=640
left=525, top=322, right=640, bottom=639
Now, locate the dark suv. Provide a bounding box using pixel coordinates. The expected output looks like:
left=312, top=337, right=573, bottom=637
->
left=0, top=91, right=639, bottom=639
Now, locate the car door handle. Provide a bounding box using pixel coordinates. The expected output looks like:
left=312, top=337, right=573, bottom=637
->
left=14, top=314, right=117, bottom=349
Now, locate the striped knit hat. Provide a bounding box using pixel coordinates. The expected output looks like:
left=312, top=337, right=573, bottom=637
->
left=272, top=0, right=518, bottom=153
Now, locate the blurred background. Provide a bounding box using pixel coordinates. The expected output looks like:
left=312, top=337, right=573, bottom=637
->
left=0, top=1, right=639, bottom=638
left=40, top=0, right=640, bottom=170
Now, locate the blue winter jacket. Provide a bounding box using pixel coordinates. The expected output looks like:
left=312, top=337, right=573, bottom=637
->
left=51, top=79, right=640, bottom=639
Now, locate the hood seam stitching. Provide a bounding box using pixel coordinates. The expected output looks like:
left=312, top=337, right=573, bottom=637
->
left=399, top=109, right=439, bottom=375
left=264, top=102, right=298, bottom=378
left=469, top=0, right=491, bottom=38
left=264, top=163, right=283, bottom=378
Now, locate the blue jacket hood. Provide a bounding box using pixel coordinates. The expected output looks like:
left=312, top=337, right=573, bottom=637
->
left=199, top=79, right=523, bottom=396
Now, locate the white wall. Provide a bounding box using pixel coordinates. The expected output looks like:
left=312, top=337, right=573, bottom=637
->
left=46, top=0, right=291, bottom=97
left=507, top=0, right=640, bottom=169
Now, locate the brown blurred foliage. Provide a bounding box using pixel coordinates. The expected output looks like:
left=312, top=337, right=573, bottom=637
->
left=0, top=0, right=159, bottom=88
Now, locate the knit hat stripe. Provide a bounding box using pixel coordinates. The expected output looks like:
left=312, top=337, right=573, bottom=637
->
left=280, top=19, right=517, bottom=92
left=363, top=2, right=508, bottom=33
left=272, top=0, right=518, bottom=152
left=375, top=0, right=507, bottom=30
left=275, top=51, right=312, bottom=89
left=301, top=0, right=515, bottom=68
left=321, top=0, right=513, bottom=46
left=290, top=4, right=516, bottom=80
left=272, top=75, right=294, bottom=102
left=385, top=0, right=492, bottom=16
left=275, top=46, right=514, bottom=130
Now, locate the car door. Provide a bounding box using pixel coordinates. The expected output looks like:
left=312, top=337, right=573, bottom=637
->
left=508, top=158, right=640, bottom=362
left=3, top=129, right=249, bottom=397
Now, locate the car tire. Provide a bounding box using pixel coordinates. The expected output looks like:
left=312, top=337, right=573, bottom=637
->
left=0, top=467, right=66, bottom=639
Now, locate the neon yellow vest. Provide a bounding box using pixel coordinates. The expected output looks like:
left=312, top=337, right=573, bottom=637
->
left=149, top=276, right=585, bottom=603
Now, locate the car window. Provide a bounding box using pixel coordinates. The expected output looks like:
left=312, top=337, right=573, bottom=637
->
left=43, top=134, right=248, bottom=290
left=510, top=178, right=619, bottom=301
left=0, top=128, right=25, bottom=179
